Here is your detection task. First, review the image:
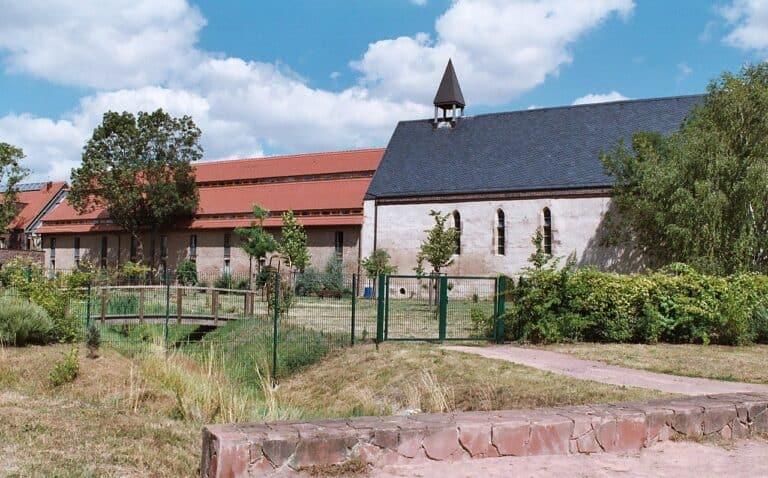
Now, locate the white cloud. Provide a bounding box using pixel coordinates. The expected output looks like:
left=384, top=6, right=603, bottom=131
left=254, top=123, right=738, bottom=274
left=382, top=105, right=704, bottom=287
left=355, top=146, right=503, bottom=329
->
left=720, top=0, right=768, bottom=51
left=411, top=0, right=428, bottom=5
left=0, top=0, right=631, bottom=181
left=677, top=62, right=693, bottom=82
left=353, top=0, right=634, bottom=105
left=0, top=0, right=205, bottom=89
left=572, top=91, right=629, bottom=105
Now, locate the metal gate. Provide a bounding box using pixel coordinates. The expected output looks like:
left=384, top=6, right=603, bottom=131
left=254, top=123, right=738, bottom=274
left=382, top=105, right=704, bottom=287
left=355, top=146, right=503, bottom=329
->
left=375, top=274, right=506, bottom=342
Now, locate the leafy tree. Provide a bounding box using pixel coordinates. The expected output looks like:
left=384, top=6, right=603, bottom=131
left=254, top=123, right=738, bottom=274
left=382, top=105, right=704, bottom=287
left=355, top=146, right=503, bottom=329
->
left=528, top=228, right=552, bottom=269
left=602, top=63, right=768, bottom=274
left=236, top=205, right=278, bottom=286
left=175, top=260, right=198, bottom=286
left=417, top=210, right=458, bottom=273
left=278, top=210, right=310, bottom=271
left=69, top=109, right=201, bottom=268
left=362, top=249, right=397, bottom=297
left=0, top=143, right=29, bottom=232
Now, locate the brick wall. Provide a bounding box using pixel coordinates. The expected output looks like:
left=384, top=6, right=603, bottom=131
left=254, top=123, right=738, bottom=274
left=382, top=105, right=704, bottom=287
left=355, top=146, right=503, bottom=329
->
left=0, top=249, right=44, bottom=267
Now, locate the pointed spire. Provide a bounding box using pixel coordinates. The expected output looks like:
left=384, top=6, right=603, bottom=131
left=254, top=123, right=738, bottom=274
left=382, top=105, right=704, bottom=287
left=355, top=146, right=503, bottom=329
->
left=433, top=59, right=465, bottom=109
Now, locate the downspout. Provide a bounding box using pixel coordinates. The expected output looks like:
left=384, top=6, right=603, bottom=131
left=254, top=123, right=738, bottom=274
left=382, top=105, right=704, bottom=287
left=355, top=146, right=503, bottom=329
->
left=373, top=199, right=378, bottom=252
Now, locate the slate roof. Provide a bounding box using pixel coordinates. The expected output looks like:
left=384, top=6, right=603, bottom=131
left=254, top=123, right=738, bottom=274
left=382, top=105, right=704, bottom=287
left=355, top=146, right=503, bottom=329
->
left=434, top=59, right=465, bottom=108
left=366, top=95, right=703, bottom=199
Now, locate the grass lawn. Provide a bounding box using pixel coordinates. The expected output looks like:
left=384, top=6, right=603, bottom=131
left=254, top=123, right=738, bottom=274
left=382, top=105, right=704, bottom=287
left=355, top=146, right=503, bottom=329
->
left=276, top=343, right=668, bottom=418
left=543, top=343, right=768, bottom=384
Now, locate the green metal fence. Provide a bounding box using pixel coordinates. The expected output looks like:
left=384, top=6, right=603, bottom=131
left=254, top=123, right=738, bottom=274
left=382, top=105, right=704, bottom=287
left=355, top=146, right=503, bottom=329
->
left=2, top=266, right=506, bottom=383
left=375, top=274, right=506, bottom=343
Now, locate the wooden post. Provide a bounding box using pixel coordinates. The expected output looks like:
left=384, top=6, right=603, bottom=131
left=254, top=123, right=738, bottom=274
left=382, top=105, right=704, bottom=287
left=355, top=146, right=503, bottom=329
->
left=244, top=293, right=250, bottom=316
left=139, top=288, right=145, bottom=324
left=100, top=288, right=107, bottom=324
left=212, top=290, right=219, bottom=326
left=177, top=288, right=183, bottom=324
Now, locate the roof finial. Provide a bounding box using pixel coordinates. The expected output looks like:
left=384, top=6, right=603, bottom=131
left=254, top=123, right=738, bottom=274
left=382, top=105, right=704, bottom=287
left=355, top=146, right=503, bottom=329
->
left=433, top=59, right=465, bottom=128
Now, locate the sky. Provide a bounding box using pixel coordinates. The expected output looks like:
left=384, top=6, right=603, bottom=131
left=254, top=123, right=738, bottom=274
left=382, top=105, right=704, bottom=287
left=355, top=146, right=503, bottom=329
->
left=1, top=0, right=767, bottom=182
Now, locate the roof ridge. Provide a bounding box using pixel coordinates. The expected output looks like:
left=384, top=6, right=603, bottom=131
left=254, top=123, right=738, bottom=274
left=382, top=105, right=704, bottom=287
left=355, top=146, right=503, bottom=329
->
left=396, top=93, right=704, bottom=124
left=196, top=148, right=386, bottom=167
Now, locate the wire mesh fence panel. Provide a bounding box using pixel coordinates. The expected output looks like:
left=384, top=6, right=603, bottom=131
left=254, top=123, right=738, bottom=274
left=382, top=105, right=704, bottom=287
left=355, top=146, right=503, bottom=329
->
left=444, top=276, right=498, bottom=340
left=383, top=275, right=442, bottom=340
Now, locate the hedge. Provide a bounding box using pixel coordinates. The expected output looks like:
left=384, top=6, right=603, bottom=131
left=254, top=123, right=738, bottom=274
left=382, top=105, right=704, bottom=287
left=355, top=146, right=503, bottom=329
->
left=486, top=263, right=768, bottom=345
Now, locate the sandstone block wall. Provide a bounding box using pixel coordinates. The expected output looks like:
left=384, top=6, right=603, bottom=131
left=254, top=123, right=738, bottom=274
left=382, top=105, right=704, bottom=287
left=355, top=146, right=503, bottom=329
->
left=201, top=393, right=768, bottom=477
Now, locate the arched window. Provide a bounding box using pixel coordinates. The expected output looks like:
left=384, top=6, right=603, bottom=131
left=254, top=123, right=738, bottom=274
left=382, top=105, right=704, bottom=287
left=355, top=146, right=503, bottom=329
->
left=496, top=209, right=505, bottom=255
left=543, top=207, right=552, bottom=255
left=453, top=210, right=461, bottom=255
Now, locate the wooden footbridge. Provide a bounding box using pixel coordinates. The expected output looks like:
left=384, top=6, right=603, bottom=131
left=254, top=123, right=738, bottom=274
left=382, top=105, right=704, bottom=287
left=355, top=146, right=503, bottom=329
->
left=88, top=285, right=265, bottom=328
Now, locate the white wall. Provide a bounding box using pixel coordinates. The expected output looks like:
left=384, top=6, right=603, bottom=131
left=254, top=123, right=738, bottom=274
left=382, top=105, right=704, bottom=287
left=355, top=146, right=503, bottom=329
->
left=362, top=195, right=626, bottom=277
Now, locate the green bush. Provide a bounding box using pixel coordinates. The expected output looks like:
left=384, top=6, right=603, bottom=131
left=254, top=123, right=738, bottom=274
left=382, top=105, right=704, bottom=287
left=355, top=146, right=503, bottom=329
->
left=234, top=278, right=250, bottom=290
left=120, top=262, right=150, bottom=284
left=0, top=298, right=55, bottom=346
left=0, top=260, right=80, bottom=343
left=295, top=267, right=323, bottom=296
left=493, top=263, right=768, bottom=345
left=214, top=274, right=233, bottom=289
left=49, top=347, right=79, bottom=386
left=322, top=256, right=345, bottom=293
left=176, top=260, right=198, bottom=286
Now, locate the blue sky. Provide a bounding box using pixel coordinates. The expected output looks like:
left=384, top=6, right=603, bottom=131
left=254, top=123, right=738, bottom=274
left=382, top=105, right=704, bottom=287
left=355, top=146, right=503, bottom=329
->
left=0, top=0, right=766, bottom=181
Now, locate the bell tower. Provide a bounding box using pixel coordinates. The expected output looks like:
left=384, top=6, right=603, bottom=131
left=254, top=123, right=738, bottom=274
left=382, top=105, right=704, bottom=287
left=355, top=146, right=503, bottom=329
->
left=433, top=59, right=465, bottom=128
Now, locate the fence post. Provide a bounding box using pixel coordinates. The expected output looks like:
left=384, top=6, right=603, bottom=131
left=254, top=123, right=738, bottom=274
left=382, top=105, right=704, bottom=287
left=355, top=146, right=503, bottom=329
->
left=138, top=288, right=145, bottom=324
left=496, top=276, right=506, bottom=344
left=85, top=283, right=91, bottom=328
left=176, top=287, right=183, bottom=324
left=164, top=270, right=171, bottom=350
left=384, top=275, right=390, bottom=340
left=376, top=273, right=385, bottom=346
left=351, top=273, right=357, bottom=346
left=100, top=288, right=107, bottom=324
left=438, top=275, right=448, bottom=342
left=272, top=273, right=279, bottom=385
left=212, top=290, right=219, bottom=326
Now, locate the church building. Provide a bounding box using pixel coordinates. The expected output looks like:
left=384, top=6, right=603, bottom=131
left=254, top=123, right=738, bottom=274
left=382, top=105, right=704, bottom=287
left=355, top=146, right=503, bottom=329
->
left=360, top=60, right=701, bottom=276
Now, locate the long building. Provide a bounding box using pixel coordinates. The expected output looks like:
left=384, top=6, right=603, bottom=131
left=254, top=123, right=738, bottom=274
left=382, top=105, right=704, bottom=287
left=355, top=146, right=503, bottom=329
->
left=37, top=149, right=383, bottom=277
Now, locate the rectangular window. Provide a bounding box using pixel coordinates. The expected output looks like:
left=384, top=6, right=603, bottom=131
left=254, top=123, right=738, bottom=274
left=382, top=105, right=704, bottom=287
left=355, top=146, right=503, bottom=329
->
left=189, top=234, right=197, bottom=260
left=160, top=235, right=168, bottom=259
left=334, top=231, right=343, bottom=256
left=73, top=237, right=80, bottom=267
left=223, top=258, right=231, bottom=276
left=50, top=237, right=56, bottom=258
left=100, top=236, right=108, bottom=269
left=129, top=236, right=137, bottom=262
left=224, top=233, right=231, bottom=258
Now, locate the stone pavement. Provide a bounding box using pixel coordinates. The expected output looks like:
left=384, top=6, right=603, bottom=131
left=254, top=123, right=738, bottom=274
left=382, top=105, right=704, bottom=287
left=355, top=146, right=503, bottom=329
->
left=443, top=345, right=768, bottom=395
left=202, top=393, right=768, bottom=477
left=374, top=438, right=768, bottom=478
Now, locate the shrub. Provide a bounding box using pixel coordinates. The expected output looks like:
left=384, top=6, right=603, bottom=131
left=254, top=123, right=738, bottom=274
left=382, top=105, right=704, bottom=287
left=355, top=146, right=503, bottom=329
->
left=86, top=324, right=101, bottom=358
left=501, top=263, right=768, bottom=345
left=120, top=262, right=151, bottom=284
left=214, top=274, right=233, bottom=289
left=0, top=298, right=55, bottom=346
left=49, top=347, right=79, bottom=386
left=295, top=267, right=323, bottom=296
left=322, top=256, right=345, bottom=293
left=234, top=278, right=250, bottom=291
left=176, top=260, right=198, bottom=286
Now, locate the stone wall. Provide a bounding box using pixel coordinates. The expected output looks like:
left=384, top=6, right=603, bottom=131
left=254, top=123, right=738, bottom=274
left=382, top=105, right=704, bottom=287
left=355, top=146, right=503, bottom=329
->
left=201, top=393, right=768, bottom=477
left=360, top=195, right=641, bottom=277
left=0, top=249, right=44, bottom=267
left=39, top=226, right=362, bottom=277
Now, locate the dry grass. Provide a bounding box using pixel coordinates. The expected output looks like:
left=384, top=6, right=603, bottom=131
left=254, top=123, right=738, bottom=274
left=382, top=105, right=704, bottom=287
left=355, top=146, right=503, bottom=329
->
left=276, top=343, right=667, bottom=418
left=0, top=344, right=199, bottom=477
left=543, top=343, right=768, bottom=384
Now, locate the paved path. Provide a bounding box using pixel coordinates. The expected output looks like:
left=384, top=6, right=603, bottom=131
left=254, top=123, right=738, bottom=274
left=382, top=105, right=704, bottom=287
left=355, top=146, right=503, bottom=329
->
left=374, top=439, right=768, bottom=478
left=443, top=345, right=768, bottom=395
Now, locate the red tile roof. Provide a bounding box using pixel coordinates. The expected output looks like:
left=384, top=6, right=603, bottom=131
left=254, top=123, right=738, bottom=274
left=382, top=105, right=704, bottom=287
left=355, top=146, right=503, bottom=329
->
left=195, top=148, right=383, bottom=183
left=4, top=181, right=67, bottom=231
left=38, top=149, right=382, bottom=234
